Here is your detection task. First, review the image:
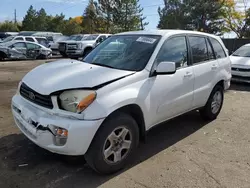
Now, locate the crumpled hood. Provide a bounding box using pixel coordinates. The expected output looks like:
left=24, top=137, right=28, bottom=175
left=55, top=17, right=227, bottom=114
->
left=230, top=55, right=250, bottom=67
left=22, top=59, right=135, bottom=95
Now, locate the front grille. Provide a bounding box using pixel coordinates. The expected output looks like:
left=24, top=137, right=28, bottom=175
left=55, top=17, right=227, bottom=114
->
left=20, top=83, right=53, bottom=109
left=67, top=44, right=77, bottom=50
left=232, top=75, right=250, bottom=81
left=58, top=43, right=66, bottom=52
left=232, top=67, right=250, bottom=72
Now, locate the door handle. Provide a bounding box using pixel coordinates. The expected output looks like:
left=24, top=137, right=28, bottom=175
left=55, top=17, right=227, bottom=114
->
left=211, top=64, right=218, bottom=70
left=184, top=72, right=193, bottom=78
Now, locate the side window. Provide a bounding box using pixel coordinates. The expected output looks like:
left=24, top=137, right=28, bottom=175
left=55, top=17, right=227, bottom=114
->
left=25, top=37, right=35, bottom=42
left=14, top=37, right=24, bottom=41
left=189, top=36, right=208, bottom=64
left=27, top=43, right=40, bottom=49
left=206, top=38, right=215, bottom=60
left=156, top=36, right=188, bottom=69
left=210, top=38, right=226, bottom=59
left=97, top=36, right=107, bottom=43
left=36, top=38, right=48, bottom=46
left=12, top=42, right=26, bottom=48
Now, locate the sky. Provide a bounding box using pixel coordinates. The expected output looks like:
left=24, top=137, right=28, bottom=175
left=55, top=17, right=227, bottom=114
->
left=0, top=0, right=164, bottom=30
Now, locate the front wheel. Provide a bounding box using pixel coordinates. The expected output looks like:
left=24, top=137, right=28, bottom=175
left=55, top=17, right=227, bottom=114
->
left=200, top=85, right=224, bottom=120
left=85, top=112, right=139, bottom=174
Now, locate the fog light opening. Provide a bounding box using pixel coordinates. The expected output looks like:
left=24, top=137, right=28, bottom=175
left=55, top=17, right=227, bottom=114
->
left=49, top=125, right=68, bottom=146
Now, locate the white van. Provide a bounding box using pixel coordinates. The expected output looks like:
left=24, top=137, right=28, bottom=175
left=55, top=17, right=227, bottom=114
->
left=12, top=30, right=231, bottom=174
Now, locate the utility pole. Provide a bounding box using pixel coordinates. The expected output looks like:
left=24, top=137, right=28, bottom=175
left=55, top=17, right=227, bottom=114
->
left=14, top=9, right=17, bottom=24
left=140, top=17, right=144, bottom=30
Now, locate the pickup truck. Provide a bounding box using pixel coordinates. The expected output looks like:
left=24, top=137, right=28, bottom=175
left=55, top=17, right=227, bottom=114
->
left=58, top=34, right=111, bottom=58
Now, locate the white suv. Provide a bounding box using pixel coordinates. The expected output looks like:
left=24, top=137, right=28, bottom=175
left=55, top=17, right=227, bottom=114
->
left=1, top=36, right=49, bottom=47
left=11, top=30, right=231, bottom=174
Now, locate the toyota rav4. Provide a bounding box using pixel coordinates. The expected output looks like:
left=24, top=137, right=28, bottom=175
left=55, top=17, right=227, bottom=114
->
left=12, top=30, right=231, bottom=174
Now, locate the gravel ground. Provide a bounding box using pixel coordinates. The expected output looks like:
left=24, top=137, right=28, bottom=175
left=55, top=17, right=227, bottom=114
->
left=0, top=59, right=250, bottom=188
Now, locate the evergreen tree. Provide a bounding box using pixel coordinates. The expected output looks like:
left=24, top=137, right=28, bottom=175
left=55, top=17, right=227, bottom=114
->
left=113, top=0, right=148, bottom=32
left=158, top=0, right=225, bottom=35
left=36, top=8, right=48, bottom=31
left=22, top=5, right=37, bottom=31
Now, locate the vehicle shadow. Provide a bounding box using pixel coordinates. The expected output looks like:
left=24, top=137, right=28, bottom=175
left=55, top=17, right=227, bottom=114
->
left=0, top=111, right=209, bottom=188
left=229, top=82, right=250, bottom=92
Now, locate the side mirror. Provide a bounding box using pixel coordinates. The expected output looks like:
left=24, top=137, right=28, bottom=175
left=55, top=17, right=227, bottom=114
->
left=156, top=61, right=176, bottom=75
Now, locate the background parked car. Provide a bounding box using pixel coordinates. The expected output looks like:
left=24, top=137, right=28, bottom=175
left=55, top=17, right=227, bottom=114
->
left=18, top=31, right=63, bottom=37
left=58, top=34, right=87, bottom=57
left=0, top=32, right=18, bottom=40
left=0, top=41, right=52, bottom=60
left=230, top=44, right=250, bottom=83
left=48, top=35, right=70, bottom=55
left=0, top=36, right=50, bottom=47
left=58, top=34, right=111, bottom=59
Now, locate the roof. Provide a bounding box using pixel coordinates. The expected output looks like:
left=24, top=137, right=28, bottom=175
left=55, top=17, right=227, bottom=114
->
left=116, top=29, right=220, bottom=38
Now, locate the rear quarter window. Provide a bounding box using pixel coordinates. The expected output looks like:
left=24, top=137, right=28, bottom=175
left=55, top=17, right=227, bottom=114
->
left=209, top=38, right=226, bottom=59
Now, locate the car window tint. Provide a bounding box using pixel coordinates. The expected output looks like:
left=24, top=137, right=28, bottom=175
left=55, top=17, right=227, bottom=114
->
left=27, top=43, right=40, bottom=49
left=210, top=38, right=226, bottom=59
left=189, top=36, right=208, bottom=64
left=14, top=37, right=24, bottom=41
left=25, top=37, right=35, bottom=42
left=156, top=36, right=188, bottom=68
left=206, top=38, right=215, bottom=60
left=13, top=42, right=26, bottom=48
left=36, top=38, right=48, bottom=46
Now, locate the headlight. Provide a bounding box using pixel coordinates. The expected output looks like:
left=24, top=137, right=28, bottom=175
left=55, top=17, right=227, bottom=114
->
left=59, top=90, right=96, bottom=113
left=17, top=81, right=22, bottom=95
left=77, top=43, right=83, bottom=49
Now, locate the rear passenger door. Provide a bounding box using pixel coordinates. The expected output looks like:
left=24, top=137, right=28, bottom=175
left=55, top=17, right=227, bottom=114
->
left=188, top=36, right=218, bottom=108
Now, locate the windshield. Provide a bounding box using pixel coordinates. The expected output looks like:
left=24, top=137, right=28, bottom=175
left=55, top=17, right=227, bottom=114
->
left=232, top=46, right=250, bottom=57
left=2, top=36, right=14, bottom=43
left=84, top=35, right=161, bottom=71
left=68, top=35, right=83, bottom=41
left=83, top=35, right=99, bottom=41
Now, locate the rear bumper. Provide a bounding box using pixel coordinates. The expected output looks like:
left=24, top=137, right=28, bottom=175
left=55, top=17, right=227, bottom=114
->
left=12, top=95, right=104, bottom=156
left=224, top=79, right=231, bottom=90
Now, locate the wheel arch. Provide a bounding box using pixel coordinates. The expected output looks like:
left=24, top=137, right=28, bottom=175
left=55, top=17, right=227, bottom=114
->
left=101, top=104, right=146, bottom=142
left=215, top=80, right=224, bottom=89
left=0, top=50, right=8, bottom=59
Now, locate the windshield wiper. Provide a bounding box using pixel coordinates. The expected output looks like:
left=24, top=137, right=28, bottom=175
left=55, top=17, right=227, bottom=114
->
left=91, top=62, right=115, bottom=69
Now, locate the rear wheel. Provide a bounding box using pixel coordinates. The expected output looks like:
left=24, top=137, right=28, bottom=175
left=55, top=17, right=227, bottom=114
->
left=85, top=112, right=139, bottom=174
left=200, top=85, right=224, bottom=120
left=0, top=51, right=7, bottom=61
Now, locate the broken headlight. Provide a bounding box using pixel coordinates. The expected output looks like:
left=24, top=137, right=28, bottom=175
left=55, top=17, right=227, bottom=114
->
left=59, top=90, right=96, bottom=113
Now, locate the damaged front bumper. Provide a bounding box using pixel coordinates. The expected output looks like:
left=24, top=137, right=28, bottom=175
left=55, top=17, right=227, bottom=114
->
left=11, top=95, right=104, bottom=156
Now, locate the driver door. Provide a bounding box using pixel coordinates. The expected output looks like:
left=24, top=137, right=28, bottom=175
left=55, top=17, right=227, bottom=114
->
left=26, top=43, right=41, bottom=59
left=11, top=42, right=27, bottom=58
left=148, top=35, right=195, bottom=127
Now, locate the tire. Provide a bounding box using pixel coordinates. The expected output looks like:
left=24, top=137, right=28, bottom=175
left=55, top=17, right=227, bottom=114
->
left=60, top=52, right=68, bottom=58
left=0, top=51, right=7, bottom=61
left=85, top=112, right=139, bottom=174
left=83, top=48, right=92, bottom=58
left=200, top=85, right=224, bottom=120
